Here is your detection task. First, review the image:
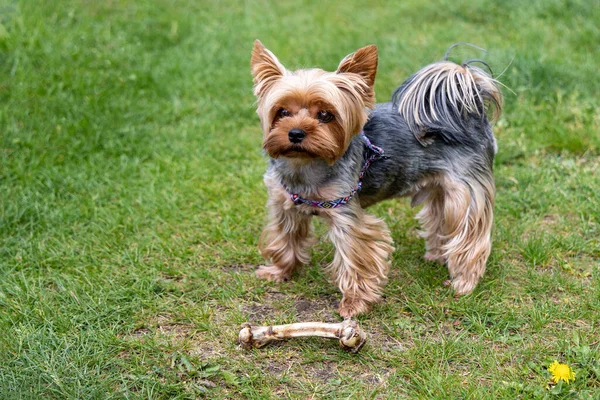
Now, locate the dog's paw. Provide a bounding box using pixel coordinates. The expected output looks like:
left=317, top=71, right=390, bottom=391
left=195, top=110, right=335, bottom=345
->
left=337, top=298, right=371, bottom=318
left=450, top=277, right=476, bottom=295
left=255, top=265, right=290, bottom=283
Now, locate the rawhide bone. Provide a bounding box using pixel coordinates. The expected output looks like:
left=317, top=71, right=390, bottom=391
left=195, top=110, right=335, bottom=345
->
left=238, top=319, right=367, bottom=353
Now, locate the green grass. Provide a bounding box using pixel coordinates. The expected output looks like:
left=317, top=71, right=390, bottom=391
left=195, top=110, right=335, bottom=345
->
left=1, top=0, right=599, bottom=398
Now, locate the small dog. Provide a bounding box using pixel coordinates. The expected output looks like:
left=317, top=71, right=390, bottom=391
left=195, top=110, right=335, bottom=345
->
left=250, top=40, right=502, bottom=317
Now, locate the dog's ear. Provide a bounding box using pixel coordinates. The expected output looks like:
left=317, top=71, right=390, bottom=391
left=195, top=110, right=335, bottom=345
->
left=336, top=45, right=378, bottom=88
left=251, top=40, right=286, bottom=96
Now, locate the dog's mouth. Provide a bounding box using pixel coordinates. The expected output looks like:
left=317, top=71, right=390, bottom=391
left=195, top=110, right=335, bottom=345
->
left=281, top=146, right=317, bottom=158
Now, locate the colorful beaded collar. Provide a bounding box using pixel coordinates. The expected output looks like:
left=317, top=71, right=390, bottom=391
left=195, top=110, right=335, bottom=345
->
left=281, top=132, right=384, bottom=209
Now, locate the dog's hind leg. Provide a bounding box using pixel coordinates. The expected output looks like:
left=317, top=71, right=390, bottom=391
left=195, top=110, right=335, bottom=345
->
left=414, top=184, right=447, bottom=264
left=439, top=173, right=495, bottom=295
left=325, top=202, right=394, bottom=317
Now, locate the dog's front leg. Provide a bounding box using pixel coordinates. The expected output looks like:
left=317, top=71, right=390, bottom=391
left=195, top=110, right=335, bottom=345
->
left=325, top=202, right=394, bottom=317
left=257, top=187, right=314, bottom=282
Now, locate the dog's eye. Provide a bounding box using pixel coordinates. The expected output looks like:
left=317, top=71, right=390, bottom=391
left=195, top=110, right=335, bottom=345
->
left=317, top=111, right=334, bottom=123
left=277, top=108, right=291, bottom=118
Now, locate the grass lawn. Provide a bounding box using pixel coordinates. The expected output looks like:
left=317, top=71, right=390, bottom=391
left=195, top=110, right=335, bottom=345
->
left=1, top=0, right=599, bottom=398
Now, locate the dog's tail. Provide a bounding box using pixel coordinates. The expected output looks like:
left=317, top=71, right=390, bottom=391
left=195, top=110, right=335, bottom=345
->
left=392, top=60, right=503, bottom=146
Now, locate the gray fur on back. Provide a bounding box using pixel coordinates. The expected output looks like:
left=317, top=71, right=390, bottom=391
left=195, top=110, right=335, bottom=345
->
left=358, top=101, right=496, bottom=208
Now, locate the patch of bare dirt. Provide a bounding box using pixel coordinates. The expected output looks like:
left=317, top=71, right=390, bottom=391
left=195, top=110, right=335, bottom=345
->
left=266, top=359, right=290, bottom=377
left=128, top=327, right=151, bottom=338
left=188, top=337, right=227, bottom=360
left=359, top=367, right=394, bottom=387
left=264, top=290, right=287, bottom=302
left=120, top=314, right=196, bottom=344
left=304, top=361, right=337, bottom=383
left=366, top=325, right=407, bottom=354
left=241, top=302, right=277, bottom=323
left=240, top=291, right=340, bottom=323
left=294, top=296, right=339, bottom=322
left=156, top=314, right=194, bottom=341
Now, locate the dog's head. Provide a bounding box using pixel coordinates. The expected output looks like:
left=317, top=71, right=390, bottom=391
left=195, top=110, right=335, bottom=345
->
left=251, top=40, right=377, bottom=165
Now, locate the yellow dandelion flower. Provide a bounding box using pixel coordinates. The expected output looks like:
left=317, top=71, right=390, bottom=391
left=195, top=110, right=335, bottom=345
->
left=548, top=361, right=575, bottom=384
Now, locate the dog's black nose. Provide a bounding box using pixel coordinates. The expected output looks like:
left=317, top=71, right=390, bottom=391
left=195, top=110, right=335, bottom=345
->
left=288, top=128, right=306, bottom=144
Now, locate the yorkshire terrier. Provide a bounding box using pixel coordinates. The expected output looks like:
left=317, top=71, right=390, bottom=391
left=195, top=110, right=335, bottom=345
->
left=250, top=40, right=502, bottom=318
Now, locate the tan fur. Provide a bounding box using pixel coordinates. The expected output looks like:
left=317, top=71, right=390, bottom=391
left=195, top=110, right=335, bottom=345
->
left=262, top=101, right=347, bottom=165
left=415, top=173, right=495, bottom=294
left=336, top=45, right=378, bottom=95
left=323, top=203, right=394, bottom=317
left=415, top=184, right=447, bottom=263
left=251, top=40, right=286, bottom=98
left=251, top=44, right=377, bottom=164
left=257, top=175, right=315, bottom=282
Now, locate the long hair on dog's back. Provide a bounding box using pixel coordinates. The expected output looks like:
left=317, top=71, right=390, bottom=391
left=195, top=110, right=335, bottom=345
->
left=394, top=61, right=503, bottom=146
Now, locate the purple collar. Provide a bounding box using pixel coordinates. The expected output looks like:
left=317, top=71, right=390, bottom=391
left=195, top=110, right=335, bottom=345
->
left=281, top=131, right=384, bottom=209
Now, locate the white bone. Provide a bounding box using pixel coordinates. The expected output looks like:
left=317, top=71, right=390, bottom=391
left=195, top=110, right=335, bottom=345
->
left=239, top=319, right=367, bottom=353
